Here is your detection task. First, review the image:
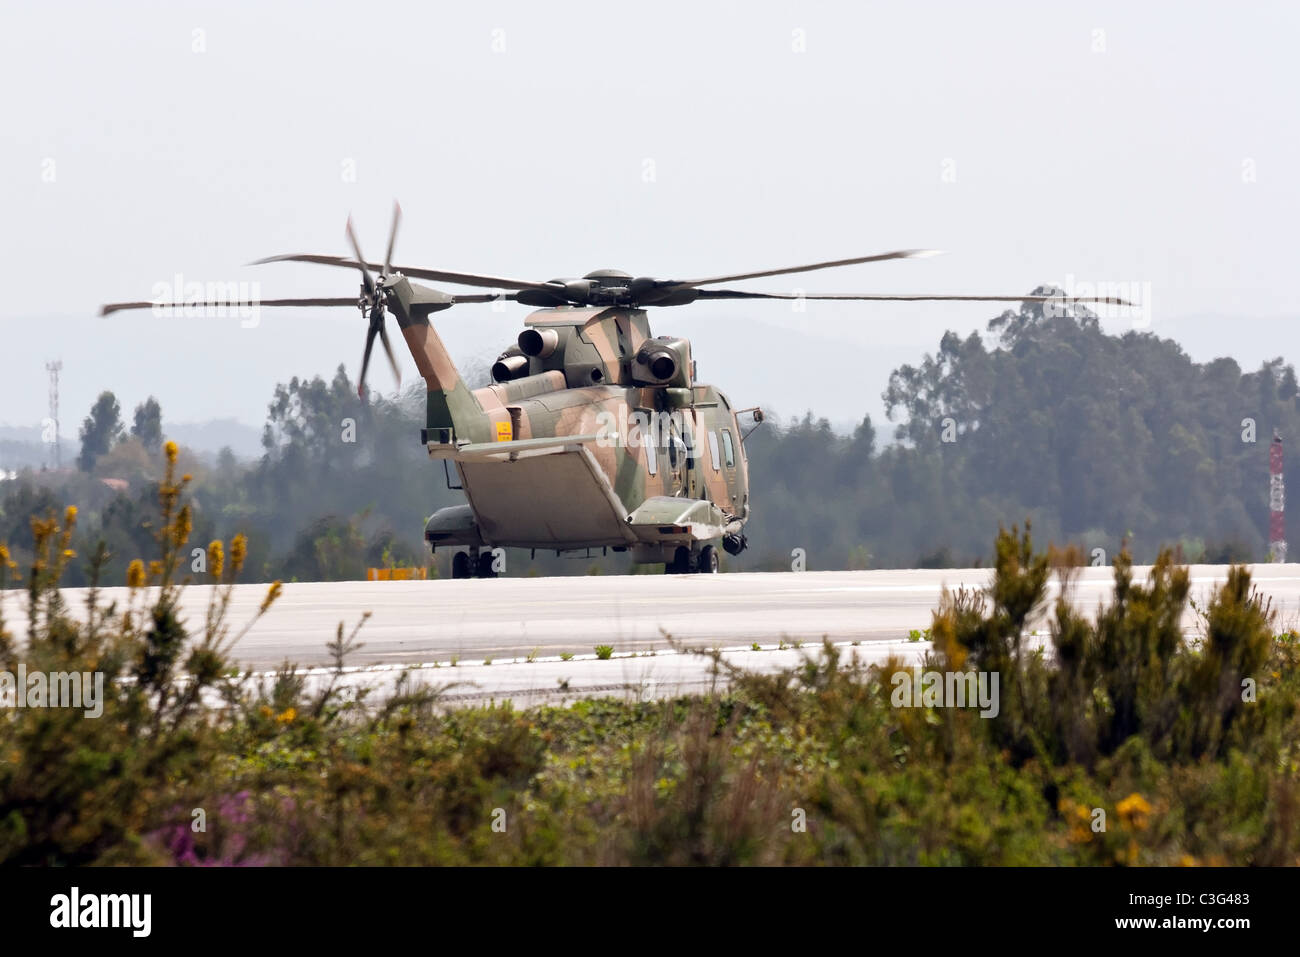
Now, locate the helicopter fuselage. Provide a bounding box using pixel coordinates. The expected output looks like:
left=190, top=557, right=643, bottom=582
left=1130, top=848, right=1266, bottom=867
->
left=409, top=304, right=752, bottom=571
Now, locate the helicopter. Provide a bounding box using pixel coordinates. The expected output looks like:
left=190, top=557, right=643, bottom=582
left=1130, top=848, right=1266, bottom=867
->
left=102, top=204, right=1132, bottom=577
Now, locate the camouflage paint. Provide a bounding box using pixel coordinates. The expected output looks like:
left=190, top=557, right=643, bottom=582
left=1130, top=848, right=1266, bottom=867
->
left=410, top=306, right=750, bottom=554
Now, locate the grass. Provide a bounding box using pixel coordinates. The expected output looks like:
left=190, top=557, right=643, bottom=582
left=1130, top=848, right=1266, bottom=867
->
left=594, top=645, right=614, bottom=660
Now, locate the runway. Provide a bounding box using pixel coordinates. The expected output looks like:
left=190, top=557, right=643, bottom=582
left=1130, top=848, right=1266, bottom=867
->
left=9, top=564, right=1300, bottom=671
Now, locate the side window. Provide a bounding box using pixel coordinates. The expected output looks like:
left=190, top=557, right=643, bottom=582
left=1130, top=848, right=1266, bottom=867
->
left=708, top=431, right=721, bottom=471
left=644, top=430, right=658, bottom=475
left=721, top=429, right=736, bottom=469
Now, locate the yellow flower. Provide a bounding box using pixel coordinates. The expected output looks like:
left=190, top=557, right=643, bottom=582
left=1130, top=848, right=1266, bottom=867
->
left=64, top=505, right=78, bottom=526
left=181, top=473, right=192, bottom=483
left=275, top=707, right=297, bottom=724
left=164, top=440, right=178, bottom=464
left=148, top=560, right=163, bottom=581
left=0, top=543, right=9, bottom=567
left=1178, top=854, right=1200, bottom=867
left=208, top=540, right=225, bottom=580
left=259, top=705, right=273, bottom=719
left=126, top=559, right=146, bottom=589
left=231, top=533, right=248, bottom=573
left=62, top=549, right=76, bottom=560
left=1117, top=792, right=1152, bottom=831
left=1059, top=798, right=1094, bottom=844
left=260, top=580, right=282, bottom=613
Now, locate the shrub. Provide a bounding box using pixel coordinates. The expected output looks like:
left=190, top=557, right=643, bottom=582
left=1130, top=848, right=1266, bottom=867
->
left=2, top=485, right=1296, bottom=866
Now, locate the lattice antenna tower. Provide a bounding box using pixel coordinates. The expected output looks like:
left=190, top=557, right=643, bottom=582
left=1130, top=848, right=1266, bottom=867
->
left=1270, top=431, right=1286, bottom=562
left=45, top=360, right=62, bottom=469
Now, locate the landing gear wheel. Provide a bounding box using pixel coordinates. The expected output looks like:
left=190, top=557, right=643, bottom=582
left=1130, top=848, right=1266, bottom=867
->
left=698, top=544, right=719, bottom=573
left=477, top=552, right=498, bottom=579
left=451, top=552, right=470, bottom=579
left=666, top=546, right=690, bottom=574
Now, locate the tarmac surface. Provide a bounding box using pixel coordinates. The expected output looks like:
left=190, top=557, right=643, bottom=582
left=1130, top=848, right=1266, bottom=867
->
left=11, top=564, right=1300, bottom=672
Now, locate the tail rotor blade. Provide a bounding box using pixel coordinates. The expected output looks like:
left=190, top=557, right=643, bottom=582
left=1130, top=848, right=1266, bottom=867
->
left=359, top=324, right=377, bottom=399
left=383, top=201, right=401, bottom=277
left=345, top=216, right=376, bottom=298
left=377, top=320, right=401, bottom=388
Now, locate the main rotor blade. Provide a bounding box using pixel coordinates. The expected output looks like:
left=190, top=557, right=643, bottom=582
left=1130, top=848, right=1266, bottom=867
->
left=344, top=216, right=376, bottom=298
left=383, top=201, right=401, bottom=277
left=251, top=253, right=553, bottom=293
left=100, top=297, right=357, bottom=316
left=694, top=289, right=1136, bottom=306
left=101, top=293, right=508, bottom=316
left=682, top=250, right=943, bottom=288
left=448, top=292, right=520, bottom=304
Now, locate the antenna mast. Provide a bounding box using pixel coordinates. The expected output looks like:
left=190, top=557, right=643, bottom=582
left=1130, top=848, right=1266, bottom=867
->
left=45, top=360, right=62, bottom=469
left=1270, top=431, right=1286, bottom=562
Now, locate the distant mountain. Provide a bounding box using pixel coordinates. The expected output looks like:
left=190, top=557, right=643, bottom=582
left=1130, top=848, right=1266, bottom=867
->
left=0, top=427, right=72, bottom=471
left=0, top=439, right=70, bottom=471
left=0, top=419, right=263, bottom=467
left=163, top=419, right=263, bottom=459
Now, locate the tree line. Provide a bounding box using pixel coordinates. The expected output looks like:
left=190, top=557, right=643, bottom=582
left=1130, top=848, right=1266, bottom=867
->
left=2, top=297, right=1296, bottom=583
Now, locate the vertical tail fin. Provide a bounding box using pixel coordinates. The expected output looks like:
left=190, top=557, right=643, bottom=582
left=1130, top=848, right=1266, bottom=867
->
left=386, top=276, right=515, bottom=446
left=397, top=314, right=496, bottom=444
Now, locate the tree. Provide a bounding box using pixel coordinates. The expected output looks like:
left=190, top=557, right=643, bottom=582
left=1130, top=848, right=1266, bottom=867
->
left=78, top=391, right=123, bottom=472
left=131, top=397, right=163, bottom=454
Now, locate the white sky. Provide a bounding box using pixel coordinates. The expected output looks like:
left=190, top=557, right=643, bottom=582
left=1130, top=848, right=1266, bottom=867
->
left=2, top=0, right=1296, bottom=432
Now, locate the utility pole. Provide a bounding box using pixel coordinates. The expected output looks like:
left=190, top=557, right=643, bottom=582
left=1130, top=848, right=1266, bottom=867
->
left=1270, top=431, right=1286, bottom=562
left=45, top=360, right=62, bottom=469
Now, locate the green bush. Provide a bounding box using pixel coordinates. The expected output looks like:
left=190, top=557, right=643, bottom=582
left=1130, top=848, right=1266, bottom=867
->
left=1, top=469, right=1296, bottom=866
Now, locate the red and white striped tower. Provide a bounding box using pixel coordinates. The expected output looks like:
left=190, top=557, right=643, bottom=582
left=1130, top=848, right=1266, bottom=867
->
left=1270, top=431, right=1286, bottom=562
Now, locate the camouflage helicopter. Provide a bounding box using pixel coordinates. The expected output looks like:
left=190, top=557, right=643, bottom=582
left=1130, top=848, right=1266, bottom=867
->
left=103, top=205, right=1130, bottom=577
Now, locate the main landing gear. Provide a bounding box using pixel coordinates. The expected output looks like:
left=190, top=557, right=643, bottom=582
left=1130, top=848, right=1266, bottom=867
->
left=450, top=547, right=499, bottom=579
left=665, top=543, right=719, bottom=574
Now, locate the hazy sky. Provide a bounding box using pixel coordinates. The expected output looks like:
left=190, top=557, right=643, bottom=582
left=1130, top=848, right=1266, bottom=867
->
left=3, top=1, right=1297, bottom=435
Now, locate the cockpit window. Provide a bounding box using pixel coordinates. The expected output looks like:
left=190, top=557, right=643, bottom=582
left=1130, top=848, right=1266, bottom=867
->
left=721, top=429, right=736, bottom=469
